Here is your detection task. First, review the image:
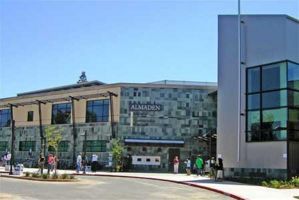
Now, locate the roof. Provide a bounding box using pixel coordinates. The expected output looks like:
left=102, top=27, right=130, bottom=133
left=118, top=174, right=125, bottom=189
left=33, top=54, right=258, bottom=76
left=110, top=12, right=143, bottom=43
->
left=148, top=80, right=217, bottom=87
left=17, top=80, right=105, bottom=97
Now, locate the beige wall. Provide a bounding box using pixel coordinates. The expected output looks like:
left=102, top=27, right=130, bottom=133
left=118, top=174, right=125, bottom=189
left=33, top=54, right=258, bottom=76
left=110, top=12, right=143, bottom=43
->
left=0, top=86, right=121, bottom=126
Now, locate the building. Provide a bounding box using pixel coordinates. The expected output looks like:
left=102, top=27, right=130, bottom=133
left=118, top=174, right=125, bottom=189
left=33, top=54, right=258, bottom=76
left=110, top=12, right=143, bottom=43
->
left=0, top=80, right=217, bottom=172
left=217, top=15, right=299, bottom=179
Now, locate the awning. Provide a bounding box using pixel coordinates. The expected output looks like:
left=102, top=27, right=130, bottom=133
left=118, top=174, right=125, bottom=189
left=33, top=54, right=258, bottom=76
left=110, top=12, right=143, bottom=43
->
left=124, top=139, right=184, bottom=145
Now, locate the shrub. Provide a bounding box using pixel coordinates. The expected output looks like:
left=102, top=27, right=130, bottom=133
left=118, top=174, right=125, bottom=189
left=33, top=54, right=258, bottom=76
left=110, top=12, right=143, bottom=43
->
left=261, top=181, right=268, bottom=187
left=60, top=174, right=69, bottom=179
left=291, top=177, right=299, bottom=187
left=25, top=172, right=31, bottom=177
left=52, top=173, right=59, bottom=179
left=42, top=174, right=49, bottom=179
left=69, top=175, right=75, bottom=179
left=269, top=180, right=281, bottom=188
left=32, top=173, right=41, bottom=178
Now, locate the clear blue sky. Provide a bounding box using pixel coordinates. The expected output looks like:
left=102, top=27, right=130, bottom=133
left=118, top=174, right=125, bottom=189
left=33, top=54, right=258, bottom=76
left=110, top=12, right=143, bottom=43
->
left=0, top=0, right=298, bottom=98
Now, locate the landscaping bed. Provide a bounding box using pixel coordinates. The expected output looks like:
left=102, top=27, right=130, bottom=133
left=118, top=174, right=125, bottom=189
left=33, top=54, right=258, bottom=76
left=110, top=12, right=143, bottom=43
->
left=2, top=172, right=78, bottom=182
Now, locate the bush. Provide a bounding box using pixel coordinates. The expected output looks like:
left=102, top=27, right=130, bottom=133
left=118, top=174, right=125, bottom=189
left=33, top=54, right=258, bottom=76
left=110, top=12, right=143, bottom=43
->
left=291, top=177, right=299, bottom=187
left=51, top=173, right=59, bottom=179
left=32, top=173, right=41, bottom=178
left=25, top=172, right=31, bottom=177
left=269, top=180, right=280, bottom=188
left=42, top=174, right=49, bottom=179
left=261, top=181, right=268, bottom=187
left=60, top=174, right=69, bottom=179
left=69, top=175, right=75, bottom=179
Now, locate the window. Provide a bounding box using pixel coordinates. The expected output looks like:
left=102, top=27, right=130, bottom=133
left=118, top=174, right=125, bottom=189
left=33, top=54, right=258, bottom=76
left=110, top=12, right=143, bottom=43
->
left=51, top=103, right=71, bottom=124
left=262, top=63, right=286, bottom=91
left=48, top=141, right=69, bottom=152
left=19, top=141, right=36, bottom=151
left=0, top=141, right=8, bottom=151
left=84, top=140, right=107, bottom=152
left=0, top=109, right=11, bottom=127
left=247, top=67, right=260, bottom=93
left=288, top=91, right=299, bottom=107
left=246, top=61, right=292, bottom=142
left=86, top=99, right=109, bottom=122
left=262, top=90, right=287, bottom=108
left=288, top=62, right=299, bottom=90
left=27, top=111, right=34, bottom=122
left=247, top=94, right=260, bottom=110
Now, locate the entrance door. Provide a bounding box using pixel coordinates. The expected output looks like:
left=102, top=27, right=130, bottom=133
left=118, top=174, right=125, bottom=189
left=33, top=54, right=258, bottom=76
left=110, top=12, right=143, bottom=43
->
left=168, top=148, right=180, bottom=172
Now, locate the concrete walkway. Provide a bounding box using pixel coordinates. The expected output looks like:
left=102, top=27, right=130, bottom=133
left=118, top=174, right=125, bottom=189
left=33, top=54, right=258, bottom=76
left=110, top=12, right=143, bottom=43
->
left=1, top=167, right=299, bottom=200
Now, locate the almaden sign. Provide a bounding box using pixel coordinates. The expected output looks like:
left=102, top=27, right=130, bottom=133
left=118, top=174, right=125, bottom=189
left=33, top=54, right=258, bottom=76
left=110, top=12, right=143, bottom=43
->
left=129, top=103, right=163, bottom=111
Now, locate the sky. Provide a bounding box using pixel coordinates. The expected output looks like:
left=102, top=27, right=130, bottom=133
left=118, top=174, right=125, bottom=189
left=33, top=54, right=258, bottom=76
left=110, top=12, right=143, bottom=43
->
left=0, top=0, right=298, bottom=98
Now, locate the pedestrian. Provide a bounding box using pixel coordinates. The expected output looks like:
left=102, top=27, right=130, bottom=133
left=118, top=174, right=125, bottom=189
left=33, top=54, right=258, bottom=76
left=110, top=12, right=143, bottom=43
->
left=215, top=158, right=224, bottom=181
left=53, top=155, right=59, bottom=174
left=47, top=154, right=54, bottom=174
left=210, top=157, right=216, bottom=178
left=184, top=158, right=191, bottom=175
left=76, top=153, right=82, bottom=173
left=38, top=154, right=45, bottom=175
left=91, top=154, right=98, bottom=172
left=195, top=155, right=204, bottom=176
left=127, top=154, right=132, bottom=172
left=173, top=156, right=179, bottom=174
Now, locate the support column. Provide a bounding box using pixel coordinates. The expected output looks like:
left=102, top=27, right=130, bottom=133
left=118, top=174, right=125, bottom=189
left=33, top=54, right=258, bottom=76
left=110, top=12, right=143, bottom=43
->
left=108, top=91, right=118, bottom=139
left=9, top=104, right=17, bottom=175
left=70, top=96, right=79, bottom=168
left=37, top=100, right=46, bottom=157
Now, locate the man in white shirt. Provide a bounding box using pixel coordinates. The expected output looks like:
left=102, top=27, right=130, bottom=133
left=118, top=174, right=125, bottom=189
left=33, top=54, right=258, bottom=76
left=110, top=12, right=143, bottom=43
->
left=76, top=154, right=82, bottom=173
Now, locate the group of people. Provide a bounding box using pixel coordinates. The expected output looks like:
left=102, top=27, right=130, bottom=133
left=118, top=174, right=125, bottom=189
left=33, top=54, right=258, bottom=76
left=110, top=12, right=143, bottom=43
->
left=38, top=153, right=58, bottom=174
left=76, top=153, right=100, bottom=173
left=173, top=155, right=224, bottom=181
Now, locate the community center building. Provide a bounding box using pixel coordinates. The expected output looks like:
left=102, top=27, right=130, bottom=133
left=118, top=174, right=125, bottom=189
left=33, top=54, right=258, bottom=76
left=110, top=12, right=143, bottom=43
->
left=0, top=79, right=217, bottom=172
left=217, top=15, right=299, bottom=179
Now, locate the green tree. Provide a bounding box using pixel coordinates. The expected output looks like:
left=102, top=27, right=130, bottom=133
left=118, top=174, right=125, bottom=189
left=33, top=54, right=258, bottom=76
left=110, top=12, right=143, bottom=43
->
left=45, top=126, right=63, bottom=174
left=111, top=139, right=124, bottom=172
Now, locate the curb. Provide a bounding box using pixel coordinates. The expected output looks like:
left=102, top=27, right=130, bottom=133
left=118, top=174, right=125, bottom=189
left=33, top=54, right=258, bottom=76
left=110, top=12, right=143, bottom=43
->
left=73, top=173, right=246, bottom=200
left=0, top=174, right=78, bottom=182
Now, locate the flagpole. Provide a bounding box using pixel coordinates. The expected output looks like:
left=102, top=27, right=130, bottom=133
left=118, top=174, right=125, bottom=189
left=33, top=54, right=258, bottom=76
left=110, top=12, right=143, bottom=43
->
left=237, top=0, right=241, bottom=163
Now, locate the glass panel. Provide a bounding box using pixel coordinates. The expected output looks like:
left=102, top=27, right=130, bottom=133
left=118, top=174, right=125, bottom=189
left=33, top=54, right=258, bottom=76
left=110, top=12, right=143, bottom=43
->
left=262, top=90, right=287, bottom=108
left=262, top=62, right=286, bottom=91
left=262, top=108, right=287, bottom=130
left=0, top=109, right=11, bottom=127
left=247, top=67, right=260, bottom=93
left=247, top=111, right=260, bottom=131
left=288, top=62, right=299, bottom=90
left=247, top=94, right=260, bottom=110
left=288, top=109, right=299, bottom=130
left=261, top=130, right=286, bottom=141
left=52, top=103, right=71, bottom=124
left=288, top=91, right=299, bottom=107
left=86, top=100, right=109, bottom=122
left=246, top=131, right=260, bottom=142
left=288, top=131, right=299, bottom=141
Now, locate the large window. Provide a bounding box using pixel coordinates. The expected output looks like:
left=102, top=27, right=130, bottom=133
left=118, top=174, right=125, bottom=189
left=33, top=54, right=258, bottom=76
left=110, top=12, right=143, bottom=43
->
left=0, top=141, right=8, bottom=151
left=0, top=109, right=11, bottom=127
left=246, top=61, right=299, bottom=142
left=51, top=103, right=71, bottom=124
left=48, top=141, right=69, bottom=152
left=19, top=141, right=36, bottom=151
left=84, top=140, right=107, bottom=152
left=86, top=99, right=109, bottom=122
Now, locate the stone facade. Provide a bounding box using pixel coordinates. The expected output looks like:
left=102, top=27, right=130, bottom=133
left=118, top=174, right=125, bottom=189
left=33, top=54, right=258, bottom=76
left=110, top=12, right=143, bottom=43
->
left=0, top=82, right=217, bottom=171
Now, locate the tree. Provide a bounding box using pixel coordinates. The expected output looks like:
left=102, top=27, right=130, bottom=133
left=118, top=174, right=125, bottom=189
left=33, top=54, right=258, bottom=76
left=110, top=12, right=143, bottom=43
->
left=111, top=139, right=124, bottom=172
left=45, top=126, right=63, bottom=174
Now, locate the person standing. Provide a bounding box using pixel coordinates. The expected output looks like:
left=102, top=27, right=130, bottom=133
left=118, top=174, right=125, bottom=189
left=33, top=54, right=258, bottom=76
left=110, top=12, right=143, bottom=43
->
left=184, top=158, right=191, bottom=175
left=76, top=153, right=82, bottom=173
left=210, top=157, right=216, bottom=178
left=215, top=158, right=224, bottom=181
left=53, top=155, right=59, bottom=174
left=195, top=155, right=204, bottom=176
left=91, top=154, right=98, bottom=172
left=38, top=154, right=45, bottom=175
left=47, top=154, right=54, bottom=175
left=173, top=156, right=179, bottom=174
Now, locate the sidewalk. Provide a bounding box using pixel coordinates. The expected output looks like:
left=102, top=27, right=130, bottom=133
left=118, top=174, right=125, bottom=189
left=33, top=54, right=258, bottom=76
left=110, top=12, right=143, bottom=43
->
left=1, top=167, right=298, bottom=200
